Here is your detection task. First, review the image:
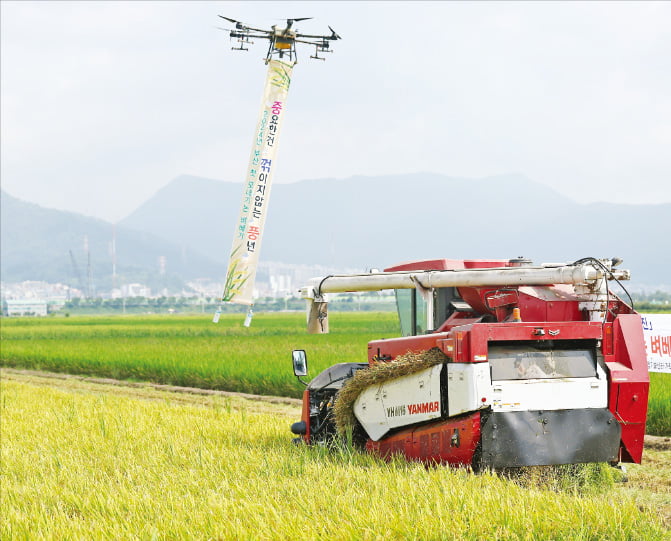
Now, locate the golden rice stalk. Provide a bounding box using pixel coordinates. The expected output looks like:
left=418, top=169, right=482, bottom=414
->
left=333, top=348, right=448, bottom=438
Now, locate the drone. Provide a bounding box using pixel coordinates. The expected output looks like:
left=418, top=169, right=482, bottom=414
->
left=219, top=16, right=341, bottom=63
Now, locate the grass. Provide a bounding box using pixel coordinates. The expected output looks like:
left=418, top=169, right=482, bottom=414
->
left=1, top=372, right=668, bottom=540
left=1, top=313, right=669, bottom=435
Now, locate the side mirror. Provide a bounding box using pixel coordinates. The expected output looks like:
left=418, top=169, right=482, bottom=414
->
left=292, top=349, right=308, bottom=378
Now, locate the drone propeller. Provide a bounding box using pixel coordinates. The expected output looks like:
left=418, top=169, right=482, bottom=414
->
left=218, top=16, right=270, bottom=35
left=328, top=25, right=341, bottom=40
left=218, top=15, right=244, bottom=29
left=286, top=17, right=312, bottom=29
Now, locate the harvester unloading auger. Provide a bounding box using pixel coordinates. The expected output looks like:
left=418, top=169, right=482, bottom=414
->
left=289, top=257, right=649, bottom=470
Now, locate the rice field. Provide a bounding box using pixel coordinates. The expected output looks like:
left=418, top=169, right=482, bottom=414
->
left=0, top=313, right=397, bottom=398
left=1, top=372, right=668, bottom=540
left=0, top=313, right=669, bottom=436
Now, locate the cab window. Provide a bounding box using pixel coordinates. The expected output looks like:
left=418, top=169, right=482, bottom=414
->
left=395, top=289, right=426, bottom=336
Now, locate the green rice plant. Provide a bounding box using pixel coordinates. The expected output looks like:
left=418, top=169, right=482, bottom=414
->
left=1, top=375, right=667, bottom=540
left=647, top=372, right=671, bottom=436
left=1, top=313, right=670, bottom=436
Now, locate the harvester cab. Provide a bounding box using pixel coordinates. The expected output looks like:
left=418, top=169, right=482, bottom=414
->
left=290, top=257, right=649, bottom=470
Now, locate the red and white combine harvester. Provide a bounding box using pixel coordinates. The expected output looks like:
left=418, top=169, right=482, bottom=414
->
left=290, top=257, right=649, bottom=470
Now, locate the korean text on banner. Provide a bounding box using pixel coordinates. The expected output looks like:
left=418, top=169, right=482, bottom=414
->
left=641, top=314, right=671, bottom=373
left=221, top=60, right=293, bottom=305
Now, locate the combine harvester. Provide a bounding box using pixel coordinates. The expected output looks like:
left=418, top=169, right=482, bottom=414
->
left=290, top=256, right=649, bottom=470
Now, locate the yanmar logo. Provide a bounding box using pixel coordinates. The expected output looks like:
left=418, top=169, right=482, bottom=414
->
left=387, top=401, right=440, bottom=418
left=408, top=401, right=440, bottom=415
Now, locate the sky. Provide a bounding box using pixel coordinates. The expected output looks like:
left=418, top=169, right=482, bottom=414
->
left=2, top=1, right=670, bottom=222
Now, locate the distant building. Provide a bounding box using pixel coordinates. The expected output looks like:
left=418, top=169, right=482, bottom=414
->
left=121, top=283, right=151, bottom=297
left=5, top=299, right=48, bottom=317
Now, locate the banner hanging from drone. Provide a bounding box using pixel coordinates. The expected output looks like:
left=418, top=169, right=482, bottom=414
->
left=221, top=59, right=294, bottom=306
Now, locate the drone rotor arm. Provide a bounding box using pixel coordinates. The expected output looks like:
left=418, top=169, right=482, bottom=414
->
left=230, top=31, right=271, bottom=40
left=243, top=25, right=271, bottom=34
left=294, top=38, right=326, bottom=46
left=295, top=32, right=334, bottom=40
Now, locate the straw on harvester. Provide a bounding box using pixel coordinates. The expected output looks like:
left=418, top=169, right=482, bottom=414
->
left=333, top=348, right=448, bottom=438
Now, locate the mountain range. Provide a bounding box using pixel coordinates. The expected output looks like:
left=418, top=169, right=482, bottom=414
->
left=0, top=189, right=221, bottom=292
left=2, top=172, right=669, bottom=290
